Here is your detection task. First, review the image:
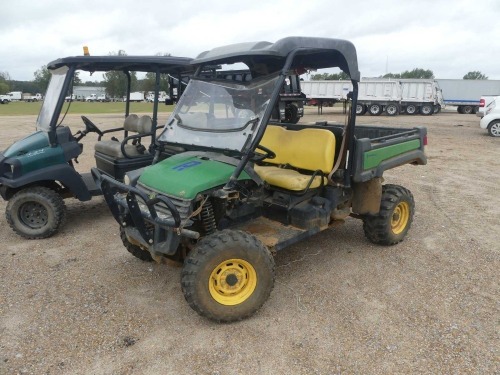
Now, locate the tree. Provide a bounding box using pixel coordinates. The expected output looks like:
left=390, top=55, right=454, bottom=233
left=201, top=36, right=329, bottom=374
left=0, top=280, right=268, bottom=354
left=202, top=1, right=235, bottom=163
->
left=382, top=68, right=434, bottom=79
left=311, top=71, right=349, bottom=80
left=0, top=71, right=10, bottom=94
left=33, top=65, right=52, bottom=93
left=103, top=50, right=137, bottom=98
left=463, top=71, right=488, bottom=80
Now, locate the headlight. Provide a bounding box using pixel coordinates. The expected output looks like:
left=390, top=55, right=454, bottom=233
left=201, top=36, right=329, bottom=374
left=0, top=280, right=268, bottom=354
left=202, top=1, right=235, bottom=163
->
left=124, top=174, right=131, bottom=185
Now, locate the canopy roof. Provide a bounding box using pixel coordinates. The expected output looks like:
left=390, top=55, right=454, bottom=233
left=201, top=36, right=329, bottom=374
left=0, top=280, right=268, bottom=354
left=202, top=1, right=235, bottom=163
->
left=47, top=55, right=193, bottom=74
left=192, top=36, right=360, bottom=81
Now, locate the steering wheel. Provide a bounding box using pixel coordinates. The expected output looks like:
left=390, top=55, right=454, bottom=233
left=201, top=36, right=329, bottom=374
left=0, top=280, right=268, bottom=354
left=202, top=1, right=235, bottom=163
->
left=252, top=144, right=276, bottom=162
left=81, top=115, right=104, bottom=136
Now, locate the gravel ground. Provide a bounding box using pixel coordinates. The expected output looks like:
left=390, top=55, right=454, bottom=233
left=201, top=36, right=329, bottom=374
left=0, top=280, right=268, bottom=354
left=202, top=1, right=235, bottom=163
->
left=0, top=108, right=498, bottom=374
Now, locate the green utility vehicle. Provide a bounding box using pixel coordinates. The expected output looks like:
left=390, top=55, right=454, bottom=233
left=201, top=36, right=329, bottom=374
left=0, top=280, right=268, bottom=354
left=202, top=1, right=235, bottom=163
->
left=93, top=37, right=427, bottom=322
left=0, top=55, right=193, bottom=239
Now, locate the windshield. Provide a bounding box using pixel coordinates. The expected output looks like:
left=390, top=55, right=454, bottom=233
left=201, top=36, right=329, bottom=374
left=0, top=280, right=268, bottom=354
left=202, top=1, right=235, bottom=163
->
left=158, top=74, right=280, bottom=152
left=36, top=66, right=69, bottom=131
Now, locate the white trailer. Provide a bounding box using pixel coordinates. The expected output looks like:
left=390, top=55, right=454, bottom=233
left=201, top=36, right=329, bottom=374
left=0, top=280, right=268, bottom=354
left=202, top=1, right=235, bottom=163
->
left=357, top=80, right=401, bottom=116
left=7, top=91, right=22, bottom=101
left=435, top=79, right=500, bottom=114
left=300, top=80, right=350, bottom=106
left=128, top=92, right=144, bottom=102
left=399, top=79, right=443, bottom=115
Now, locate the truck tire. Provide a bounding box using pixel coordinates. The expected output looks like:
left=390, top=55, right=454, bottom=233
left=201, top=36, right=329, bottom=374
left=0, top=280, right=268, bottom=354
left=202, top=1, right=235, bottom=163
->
left=6, top=187, right=66, bottom=239
left=420, top=104, right=434, bottom=116
left=120, top=226, right=154, bottom=261
left=385, top=103, right=399, bottom=116
left=434, top=105, right=441, bottom=114
left=362, top=184, right=415, bottom=246
left=462, top=105, right=474, bottom=114
left=284, top=103, right=300, bottom=123
left=368, top=104, right=382, bottom=116
left=405, top=105, right=417, bottom=115
left=487, top=120, right=500, bottom=137
left=356, top=104, right=366, bottom=115
left=181, top=230, right=275, bottom=322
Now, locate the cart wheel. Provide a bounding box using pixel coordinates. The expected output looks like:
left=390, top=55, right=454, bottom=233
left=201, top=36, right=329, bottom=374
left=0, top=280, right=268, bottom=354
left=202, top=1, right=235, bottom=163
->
left=362, top=184, right=415, bottom=245
left=181, top=230, right=275, bottom=322
left=120, top=226, right=153, bottom=262
left=6, top=186, right=66, bottom=239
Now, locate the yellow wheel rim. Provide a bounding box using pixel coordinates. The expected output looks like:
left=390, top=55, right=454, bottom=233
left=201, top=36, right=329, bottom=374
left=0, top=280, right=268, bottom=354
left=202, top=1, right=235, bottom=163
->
left=391, top=201, right=410, bottom=235
left=209, top=259, right=257, bottom=306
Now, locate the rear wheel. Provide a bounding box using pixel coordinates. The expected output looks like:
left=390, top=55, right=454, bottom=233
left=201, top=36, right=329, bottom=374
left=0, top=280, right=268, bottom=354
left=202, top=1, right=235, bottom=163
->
left=406, top=105, right=417, bottom=115
left=368, top=104, right=382, bottom=116
left=462, top=105, right=474, bottom=114
left=487, top=120, right=500, bottom=137
left=356, top=104, right=366, bottom=115
left=181, top=230, right=275, bottom=322
left=363, top=184, right=415, bottom=245
left=420, top=104, right=434, bottom=116
left=120, top=226, right=154, bottom=261
left=6, top=187, right=66, bottom=239
left=385, top=103, right=399, bottom=116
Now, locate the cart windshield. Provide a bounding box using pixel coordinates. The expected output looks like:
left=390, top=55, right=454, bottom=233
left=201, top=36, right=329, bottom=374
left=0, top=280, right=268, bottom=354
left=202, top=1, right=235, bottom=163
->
left=157, top=73, right=280, bottom=152
left=36, top=66, right=69, bottom=132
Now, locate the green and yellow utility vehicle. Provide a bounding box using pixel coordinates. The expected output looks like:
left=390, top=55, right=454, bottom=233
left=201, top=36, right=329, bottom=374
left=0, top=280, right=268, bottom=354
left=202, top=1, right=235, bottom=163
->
left=93, top=37, right=427, bottom=322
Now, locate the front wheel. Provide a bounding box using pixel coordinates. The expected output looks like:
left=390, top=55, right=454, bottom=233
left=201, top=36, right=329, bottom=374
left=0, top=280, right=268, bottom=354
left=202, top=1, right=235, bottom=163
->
left=362, top=184, right=415, bottom=245
left=487, top=120, right=500, bottom=137
left=6, top=187, right=66, bottom=239
left=120, top=226, right=153, bottom=261
left=181, top=230, right=275, bottom=322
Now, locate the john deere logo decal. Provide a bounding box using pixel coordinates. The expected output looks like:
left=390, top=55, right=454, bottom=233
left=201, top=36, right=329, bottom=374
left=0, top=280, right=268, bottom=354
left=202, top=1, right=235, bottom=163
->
left=172, top=160, right=202, bottom=171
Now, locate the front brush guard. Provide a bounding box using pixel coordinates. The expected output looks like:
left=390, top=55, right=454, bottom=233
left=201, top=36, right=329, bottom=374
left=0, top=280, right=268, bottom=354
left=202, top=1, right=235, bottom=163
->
left=91, top=168, right=199, bottom=256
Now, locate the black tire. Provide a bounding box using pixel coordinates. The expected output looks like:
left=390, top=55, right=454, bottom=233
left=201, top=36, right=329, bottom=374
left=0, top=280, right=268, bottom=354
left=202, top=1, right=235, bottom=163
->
left=6, top=187, right=66, bottom=239
left=368, top=104, right=382, bottom=116
left=462, top=105, right=473, bottom=114
left=487, top=120, right=500, bottom=137
left=181, top=230, right=275, bottom=322
left=434, top=105, right=441, bottom=114
left=385, top=103, right=399, bottom=116
left=362, top=184, right=415, bottom=246
left=120, top=226, right=153, bottom=261
left=284, top=104, right=299, bottom=123
left=406, top=105, right=417, bottom=115
left=472, top=106, right=479, bottom=114
left=356, top=104, right=366, bottom=115
left=420, top=104, right=434, bottom=116
left=457, top=106, right=464, bottom=114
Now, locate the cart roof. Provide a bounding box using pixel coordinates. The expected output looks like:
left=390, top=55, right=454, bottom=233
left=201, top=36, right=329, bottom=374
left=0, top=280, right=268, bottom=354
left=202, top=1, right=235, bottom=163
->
left=192, top=36, right=360, bottom=81
left=47, top=55, right=193, bottom=74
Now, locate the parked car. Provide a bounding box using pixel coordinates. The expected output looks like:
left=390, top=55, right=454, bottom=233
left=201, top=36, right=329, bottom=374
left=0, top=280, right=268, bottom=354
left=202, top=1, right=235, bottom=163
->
left=479, top=106, right=500, bottom=137
left=477, top=95, right=499, bottom=118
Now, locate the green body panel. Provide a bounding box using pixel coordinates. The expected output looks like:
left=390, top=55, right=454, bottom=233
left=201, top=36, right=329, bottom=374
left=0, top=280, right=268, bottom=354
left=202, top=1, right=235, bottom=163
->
left=139, top=153, right=251, bottom=199
left=363, top=139, right=421, bottom=170
left=3, top=130, right=66, bottom=174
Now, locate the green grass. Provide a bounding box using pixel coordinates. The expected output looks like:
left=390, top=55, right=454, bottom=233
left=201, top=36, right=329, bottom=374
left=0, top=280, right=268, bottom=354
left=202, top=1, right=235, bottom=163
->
left=0, top=101, right=175, bottom=116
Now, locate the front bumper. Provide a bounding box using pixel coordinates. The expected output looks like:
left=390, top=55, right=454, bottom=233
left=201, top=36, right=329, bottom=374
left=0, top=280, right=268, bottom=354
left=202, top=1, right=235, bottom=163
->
left=91, top=168, right=199, bottom=256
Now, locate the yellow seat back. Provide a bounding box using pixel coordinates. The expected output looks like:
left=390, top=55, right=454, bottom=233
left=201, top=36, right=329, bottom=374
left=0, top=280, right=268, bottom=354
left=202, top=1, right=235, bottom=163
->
left=259, top=125, right=335, bottom=173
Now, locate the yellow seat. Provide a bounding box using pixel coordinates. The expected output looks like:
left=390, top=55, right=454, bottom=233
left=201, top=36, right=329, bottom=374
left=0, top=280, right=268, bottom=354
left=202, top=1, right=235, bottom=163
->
left=255, top=126, right=335, bottom=191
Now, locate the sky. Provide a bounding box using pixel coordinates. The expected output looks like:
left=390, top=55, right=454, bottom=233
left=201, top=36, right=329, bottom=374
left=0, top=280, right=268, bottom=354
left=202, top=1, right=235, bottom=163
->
left=1, top=0, right=500, bottom=82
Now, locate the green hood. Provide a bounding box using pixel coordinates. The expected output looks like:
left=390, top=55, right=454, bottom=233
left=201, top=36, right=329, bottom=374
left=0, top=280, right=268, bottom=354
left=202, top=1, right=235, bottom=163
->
left=138, top=153, right=251, bottom=199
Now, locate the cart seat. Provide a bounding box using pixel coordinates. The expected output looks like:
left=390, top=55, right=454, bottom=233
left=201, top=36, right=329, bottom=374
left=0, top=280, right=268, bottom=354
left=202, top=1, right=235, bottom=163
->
left=95, top=114, right=153, bottom=158
left=254, top=125, right=335, bottom=191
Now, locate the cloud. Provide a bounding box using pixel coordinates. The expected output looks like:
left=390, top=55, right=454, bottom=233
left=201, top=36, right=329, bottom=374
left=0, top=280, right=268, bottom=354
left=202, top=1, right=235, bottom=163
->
left=1, top=0, right=499, bottom=80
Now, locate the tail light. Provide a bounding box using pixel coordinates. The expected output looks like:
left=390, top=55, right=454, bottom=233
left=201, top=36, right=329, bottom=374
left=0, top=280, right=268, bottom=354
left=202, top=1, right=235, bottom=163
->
left=423, top=135, right=428, bottom=146
left=479, top=98, right=485, bottom=107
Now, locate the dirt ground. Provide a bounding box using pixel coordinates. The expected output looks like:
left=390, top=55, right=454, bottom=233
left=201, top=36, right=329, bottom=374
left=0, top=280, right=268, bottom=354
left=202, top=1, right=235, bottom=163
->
left=0, top=108, right=498, bottom=375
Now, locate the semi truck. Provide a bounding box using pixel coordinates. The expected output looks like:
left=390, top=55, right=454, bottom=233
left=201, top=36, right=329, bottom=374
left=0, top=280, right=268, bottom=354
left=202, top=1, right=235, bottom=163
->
left=435, top=79, right=500, bottom=114
left=302, top=79, right=442, bottom=116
